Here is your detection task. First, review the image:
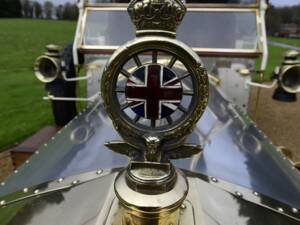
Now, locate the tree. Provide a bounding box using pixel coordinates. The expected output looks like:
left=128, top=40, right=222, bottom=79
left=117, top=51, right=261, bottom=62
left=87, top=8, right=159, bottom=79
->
left=291, top=5, right=300, bottom=25
left=33, top=1, right=42, bottom=19
left=56, top=4, right=63, bottom=20
left=44, top=1, right=54, bottom=19
left=62, top=3, right=79, bottom=20
left=69, top=4, right=79, bottom=20
left=8, top=0, right=22, bottom=17
left=0, top=0, right=9, bottom=17
left=280, top=7, right=293, bottom=24
left=266, top=4, right=300, bottom=35
left=21, top=0, right=32, bottom=18
left=266, top=4, right=281, bottom=35
left=0, top=0, right=22, bottom=18
left=28, top=1, right=34, bottom=17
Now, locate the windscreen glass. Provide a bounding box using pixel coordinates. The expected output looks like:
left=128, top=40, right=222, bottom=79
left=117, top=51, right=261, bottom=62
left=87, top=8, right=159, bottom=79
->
left=82, top=9, right=258, bottom=50
left=88, top=0, right=130, bottom=2
left=179, top=11, right=258, bottom=49
left=83, top=10, right=135, bottom=46
left=87, top=0, right=257, bottom=4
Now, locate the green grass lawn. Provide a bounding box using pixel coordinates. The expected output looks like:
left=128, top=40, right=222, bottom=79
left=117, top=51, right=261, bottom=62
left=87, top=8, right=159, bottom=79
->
left=269, top=36, right=300, bottom=47
left=263, top=45, right=288, bottom=80
left=0, top=19, right=76, bottom=151
left=262, top=37, right=300, bottom=80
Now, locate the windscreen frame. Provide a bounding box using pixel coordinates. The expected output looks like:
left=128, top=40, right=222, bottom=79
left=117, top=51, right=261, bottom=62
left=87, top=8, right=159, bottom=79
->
left=84, top=0, right=259, bottom=8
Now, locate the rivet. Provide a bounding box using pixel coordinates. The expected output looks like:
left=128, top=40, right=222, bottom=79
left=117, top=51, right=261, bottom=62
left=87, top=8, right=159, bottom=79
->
left=211, top=177, right=218, bottom=183
left=180, top=204, right=186, bottom=210
left=34, top=189, right=40, bottom=194
left=14, top=170, right=18, bottom=174
left=0, top=182, right=5, bottom=187
left=278, top=207, right=284, bottom=213
left=23, top=188, right=29, bottom=193
left=0, top=200, right=6, bottom=206
left=51, top=137, right=55, bottom=140
left=292, top=208, right=298, bottom=213
left=253, top=191, right=259, bottom=196
left=72, top=180, right=79, bottom=185
left=44, top=143, right=47, bottom=147
left=35, top=151, right=39, bottom=155
left=25, top=160, right=30, bottom=164
left=57, top=178, right=64, bottom=183
left=96, top=170, right=103, bottom=175
left=58, top=131, right=62, bottom=134
left=235, top=192, right=243, bottom=197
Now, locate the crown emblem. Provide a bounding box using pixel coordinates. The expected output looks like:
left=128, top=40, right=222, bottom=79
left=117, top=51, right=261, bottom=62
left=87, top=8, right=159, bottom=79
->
left=128, top=0, right=187, bottom=33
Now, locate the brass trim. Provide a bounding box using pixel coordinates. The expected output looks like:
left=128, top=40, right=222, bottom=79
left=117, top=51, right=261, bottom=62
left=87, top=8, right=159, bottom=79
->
left=83, top=6, right=259, bottom=12
left=208, top=74, right=221, bottom=85
left=79, top=45, right=262, bottom=58
left=114, top=168, right=188, bottom=217
left=84, top=2, right=259, bottom=9
left=101, top=36, right=209, bottom=151
left=78, top=6, right=88, bottom=52
left=34, top=55, right=61, bottom=83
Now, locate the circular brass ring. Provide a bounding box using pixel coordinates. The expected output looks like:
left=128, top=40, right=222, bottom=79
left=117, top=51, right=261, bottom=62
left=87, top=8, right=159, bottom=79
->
left=279, top=65, right=300, bottom=94
left=114, top=169, right=188, bottom=214
left=101, top=36, right=209, bottom=150
left=34, top=55, right=61, bottom=83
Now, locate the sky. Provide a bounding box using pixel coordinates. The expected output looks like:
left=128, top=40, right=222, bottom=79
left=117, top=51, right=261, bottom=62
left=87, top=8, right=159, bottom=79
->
left=37, top=0, right=300, bottom=6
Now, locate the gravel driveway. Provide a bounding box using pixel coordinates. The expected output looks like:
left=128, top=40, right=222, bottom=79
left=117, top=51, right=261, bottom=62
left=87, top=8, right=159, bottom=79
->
left=249, top=86, right=300, bottom=162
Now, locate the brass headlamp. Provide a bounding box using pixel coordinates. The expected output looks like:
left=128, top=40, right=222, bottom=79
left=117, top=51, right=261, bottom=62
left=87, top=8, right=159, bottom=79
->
left=273, top=50, right=300, bottom=102
left=279, top=50, right=300, bottom=94
left=34, top=44, right=62, bottom=83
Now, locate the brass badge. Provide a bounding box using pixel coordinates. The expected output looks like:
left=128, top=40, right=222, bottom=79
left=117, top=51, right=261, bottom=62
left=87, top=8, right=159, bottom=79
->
left=101, top=0, right=209, bottom=162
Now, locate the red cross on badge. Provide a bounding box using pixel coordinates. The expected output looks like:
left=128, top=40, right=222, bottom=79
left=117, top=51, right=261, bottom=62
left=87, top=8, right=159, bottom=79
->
left=125, top=64, right=183, bottom=120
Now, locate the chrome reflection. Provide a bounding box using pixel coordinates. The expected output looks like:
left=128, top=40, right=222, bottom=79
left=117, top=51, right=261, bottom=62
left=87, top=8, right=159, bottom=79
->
left=69, top=103, right=100, bottom=144
left=70, top=125, right=91, bottom=144
left=240, top=133, right=261, bottom=154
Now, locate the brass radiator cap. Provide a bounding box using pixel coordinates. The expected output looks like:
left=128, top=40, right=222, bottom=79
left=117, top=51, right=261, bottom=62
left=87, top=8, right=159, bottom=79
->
left=115, top=163, right=188, bottom=214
